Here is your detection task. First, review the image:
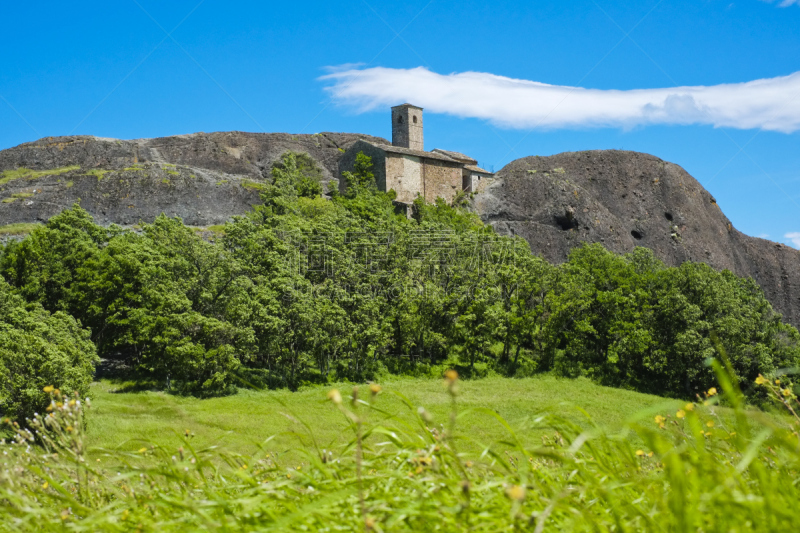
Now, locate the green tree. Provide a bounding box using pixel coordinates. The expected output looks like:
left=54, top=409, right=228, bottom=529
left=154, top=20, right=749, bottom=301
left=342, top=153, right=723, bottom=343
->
left=0, top=278, right=98, bottom=422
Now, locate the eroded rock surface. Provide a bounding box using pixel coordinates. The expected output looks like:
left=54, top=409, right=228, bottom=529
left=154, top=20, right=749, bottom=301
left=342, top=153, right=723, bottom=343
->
left=476, top=150, right=800, bottom=326
left=0, top=131, right=386, bottom=227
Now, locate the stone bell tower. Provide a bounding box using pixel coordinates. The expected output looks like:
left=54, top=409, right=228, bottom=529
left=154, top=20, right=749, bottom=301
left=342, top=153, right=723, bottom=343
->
left=391, top=103, right=423, bottom=151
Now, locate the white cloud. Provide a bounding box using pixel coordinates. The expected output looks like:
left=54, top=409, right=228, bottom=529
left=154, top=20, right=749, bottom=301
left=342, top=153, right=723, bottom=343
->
left=321, top=67, right=800, bottom=132
left=762, top=0, right=800, bottom=7
left=786, top=232, right=800, bottom=248
left=758, top=233, right=771, bottom=239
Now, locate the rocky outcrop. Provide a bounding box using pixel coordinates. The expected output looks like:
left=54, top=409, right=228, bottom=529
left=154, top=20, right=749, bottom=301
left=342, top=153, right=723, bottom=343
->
left=475, top=150, right=800, bottom=327
left=0, top=131, right=386, bottom=227
left=1, top=135, right=797, bottom=327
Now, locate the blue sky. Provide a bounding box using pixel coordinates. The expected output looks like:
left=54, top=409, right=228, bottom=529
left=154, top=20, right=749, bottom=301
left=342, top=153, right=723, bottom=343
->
left=1, top=0, right=798, bottom=246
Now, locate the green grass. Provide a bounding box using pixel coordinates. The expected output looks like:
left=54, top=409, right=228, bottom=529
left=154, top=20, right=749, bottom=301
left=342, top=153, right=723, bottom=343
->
left=216, top=180, right=229, bottom=186
left=5, top=374, right=800, bottom=531
left=86, top=375, right=683, bottom=461
left=0, top=222, right=41, bottom=235
left=0, top=165, right=79, bottom=186
left=241, top=180, right=266, bottom=190
left=166, top=170, right=180, bottom=176
left=1, top=198, right=17, bottom=204
left=85, top=169, right=109, bottom=181
left=122, top=165, right=145, bottom=172
left=11, top=192, right=32, bottom=198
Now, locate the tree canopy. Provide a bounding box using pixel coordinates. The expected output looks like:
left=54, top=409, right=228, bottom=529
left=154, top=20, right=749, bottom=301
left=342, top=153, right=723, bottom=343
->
left=1, top=150, right=797, bottom=413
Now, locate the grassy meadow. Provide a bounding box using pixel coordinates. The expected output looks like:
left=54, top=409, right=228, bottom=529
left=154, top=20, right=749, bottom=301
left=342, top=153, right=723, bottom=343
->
left=3, top=371, right=800, bottom=531
left=86, top=375, right=685, bottom=461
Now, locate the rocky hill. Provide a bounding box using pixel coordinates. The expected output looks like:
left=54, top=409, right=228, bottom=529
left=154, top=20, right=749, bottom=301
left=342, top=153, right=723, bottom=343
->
left=476, top=150, right=800, bottom=327
left=0, top=131, right=386, bottom=228
left=1, top=133, right=798, bottom=327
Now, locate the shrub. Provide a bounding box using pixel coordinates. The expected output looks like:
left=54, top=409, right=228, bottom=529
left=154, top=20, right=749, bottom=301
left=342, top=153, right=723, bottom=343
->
left=0, top=279, right=97, bottom=422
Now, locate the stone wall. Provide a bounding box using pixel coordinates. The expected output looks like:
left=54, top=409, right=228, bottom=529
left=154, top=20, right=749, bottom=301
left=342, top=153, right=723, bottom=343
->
left=422, top=159, right=463, bottom=203
left=471, top=173, right=494, bottom=194
left=386, top=154, right=422, bottom=204
left=391, top=105, right=423, bottom=151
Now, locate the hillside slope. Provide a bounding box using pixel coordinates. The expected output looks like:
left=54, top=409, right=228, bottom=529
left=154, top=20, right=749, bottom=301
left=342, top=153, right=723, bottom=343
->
left=0, top=131, right=386, bottom=227
left=0, top=133, right=797, bottom=327
left=476, top=150, right=800, bottom=326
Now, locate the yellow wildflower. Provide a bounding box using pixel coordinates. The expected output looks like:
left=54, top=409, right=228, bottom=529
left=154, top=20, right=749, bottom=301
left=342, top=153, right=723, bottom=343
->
left=43, top=386, right=54, bottom=393
left=327, top=389, right=342, bottom=405
left=648, top=452, right=654, bottom=457
left=685, top=403, right=694, bottom=411
left=654, top=415, right=666, bottom=429
left=635, top=450, right=645, bottom=456
left=706, top=420, right=715, bottom=428
left=42, top=482, right=49, bottom=490
left=506, top=485, right=526, bottom=501
left=707, top=388, right=717, bottom=397
left=755, top=375, right=768, bottom=385
left=776, top=379, right=781, bottom=385
left=444, top=369, right=458, bottom=383
left=138, top=447, right=147, bottom=453
left=369, top=383, right=381, bottom=396
left=783, top=388, right=792, bottom=397
left=676, top=410, right=686, bottom=419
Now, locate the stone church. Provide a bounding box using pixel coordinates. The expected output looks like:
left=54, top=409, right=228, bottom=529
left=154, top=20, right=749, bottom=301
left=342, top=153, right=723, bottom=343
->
left=339, top=104, right=493, bottom=208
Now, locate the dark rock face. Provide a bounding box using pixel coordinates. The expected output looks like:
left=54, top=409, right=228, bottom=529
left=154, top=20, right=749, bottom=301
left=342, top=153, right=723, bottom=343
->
left=1, top=135, right=797, bottom=327
left=474, top=150, right=800, bottom=327
left=0, top=131, right=387, bottom=227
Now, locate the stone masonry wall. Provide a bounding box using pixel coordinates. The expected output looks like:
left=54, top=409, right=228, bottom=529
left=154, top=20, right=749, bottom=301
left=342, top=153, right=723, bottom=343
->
left=422, top=159, right=463, bottom=204
left=386, top=154, right=422, bottom=204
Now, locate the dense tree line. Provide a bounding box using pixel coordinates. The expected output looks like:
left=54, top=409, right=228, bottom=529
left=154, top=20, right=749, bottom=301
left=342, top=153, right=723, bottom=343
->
left=1, top=151, right=798, bottom=417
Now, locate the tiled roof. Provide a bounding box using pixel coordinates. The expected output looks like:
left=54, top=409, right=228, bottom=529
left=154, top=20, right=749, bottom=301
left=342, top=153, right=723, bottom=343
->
left=357, top=141, right=490, bottom=169
left=432, top=149, right=477, bottom=165
left=464, top=164, right=493, bottom=175
left=369, top=143, right=461, bottom=163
